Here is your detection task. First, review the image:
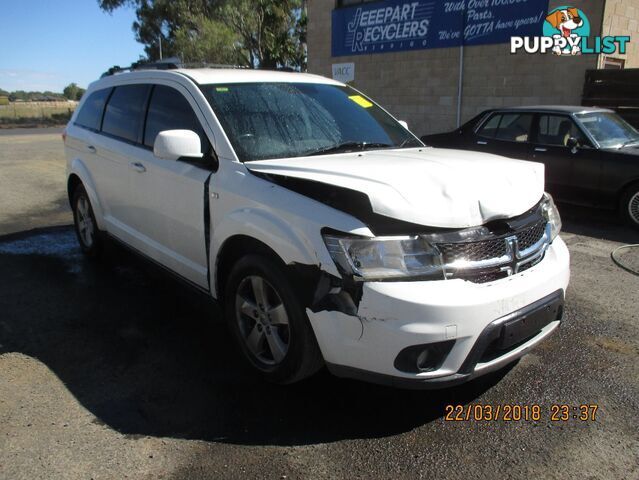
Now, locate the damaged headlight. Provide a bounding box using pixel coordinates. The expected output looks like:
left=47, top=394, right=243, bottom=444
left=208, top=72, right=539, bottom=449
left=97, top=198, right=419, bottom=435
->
left=322, top=234, right=444, bottom=281
left=541, top=193, right=562, bottom=241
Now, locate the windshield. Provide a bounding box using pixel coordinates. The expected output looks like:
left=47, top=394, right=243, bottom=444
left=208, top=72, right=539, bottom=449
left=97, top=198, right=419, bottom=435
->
left=202, top=82, right=422, bottom=161
left=575, top=111, right=639, bottom=149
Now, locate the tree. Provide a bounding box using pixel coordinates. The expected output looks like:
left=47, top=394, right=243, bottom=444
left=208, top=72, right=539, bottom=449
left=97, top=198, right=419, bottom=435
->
left=220, top=0, right=305, bottom=69
left=97, top=0, right=307, bottom=69
left=63, top=83, right=85, bottom=100
left=173, top=15, right=245, bottom=65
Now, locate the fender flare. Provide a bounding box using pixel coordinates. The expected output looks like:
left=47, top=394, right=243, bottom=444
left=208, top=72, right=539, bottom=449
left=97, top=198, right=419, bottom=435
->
left=68, top=158, right=106, bottom=231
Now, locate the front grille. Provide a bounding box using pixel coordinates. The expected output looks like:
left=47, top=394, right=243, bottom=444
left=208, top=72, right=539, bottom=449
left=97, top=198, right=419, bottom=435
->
left=518, top=221, right=547, bottom=251
left=435, top=219, right=548, bottom=284
left=454, top=270, right=509, bottom=284
left=437, top=237, right=507, bottom=263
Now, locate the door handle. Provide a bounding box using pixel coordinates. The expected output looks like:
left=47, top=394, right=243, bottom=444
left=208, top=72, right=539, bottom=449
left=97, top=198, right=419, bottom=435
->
left=534, top=147, right=547, bottom=152
left=476, top=140, right=488, bottom=145
left=86, top=145, right=97, bottom=153
left=129, top=162, right=146, bottom=173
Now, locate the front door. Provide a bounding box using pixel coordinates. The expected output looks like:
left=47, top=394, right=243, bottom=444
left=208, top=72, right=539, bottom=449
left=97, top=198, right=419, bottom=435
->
left=529, top=113, right=602, bottom=204
left=127, top=83, right=214, bottom=289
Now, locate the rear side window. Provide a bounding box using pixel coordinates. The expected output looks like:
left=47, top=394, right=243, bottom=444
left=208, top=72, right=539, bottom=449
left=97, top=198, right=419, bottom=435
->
left=75, top=88, right=112, bottom=131
left=479, top=113, right=533, bottom=142
left=102, top=84, right=151, bottom=143
left=144, top=85, right=208, bottom=150
left=477, top=114, right=501, bottom=138
left=495, top=114, right=533, bottom=142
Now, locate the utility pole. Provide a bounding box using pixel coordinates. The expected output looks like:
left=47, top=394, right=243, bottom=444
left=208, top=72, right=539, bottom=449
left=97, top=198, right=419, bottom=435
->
left=159, top=33, right=163, bottom=60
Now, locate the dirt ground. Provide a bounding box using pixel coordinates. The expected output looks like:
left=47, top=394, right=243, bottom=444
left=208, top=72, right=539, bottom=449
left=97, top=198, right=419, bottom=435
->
left=0, top=129, right=638, bottom=479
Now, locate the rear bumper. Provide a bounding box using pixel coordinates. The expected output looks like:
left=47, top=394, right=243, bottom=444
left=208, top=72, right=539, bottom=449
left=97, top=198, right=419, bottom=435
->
left=308, top=236, right=570, bottom=389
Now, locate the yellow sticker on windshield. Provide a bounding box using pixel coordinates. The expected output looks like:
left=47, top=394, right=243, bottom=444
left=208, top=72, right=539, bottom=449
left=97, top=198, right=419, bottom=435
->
left=348, top=95, right=373, bottom=108
left=216, top=87, right=229, bottom=92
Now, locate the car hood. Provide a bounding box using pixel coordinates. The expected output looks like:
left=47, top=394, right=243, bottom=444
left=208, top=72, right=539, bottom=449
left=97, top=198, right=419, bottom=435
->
left=602, top=145, right=639, bottom=156
left=245, top=147, right=545, bottom=228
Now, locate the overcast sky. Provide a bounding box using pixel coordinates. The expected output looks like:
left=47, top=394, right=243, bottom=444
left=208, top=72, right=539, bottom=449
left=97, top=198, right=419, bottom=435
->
left=0, top=0, right=145, bottom=92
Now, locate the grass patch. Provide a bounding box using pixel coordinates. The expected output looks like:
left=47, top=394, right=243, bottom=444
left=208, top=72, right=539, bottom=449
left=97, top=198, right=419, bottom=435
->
left=0, top=102, right=75, bottom=127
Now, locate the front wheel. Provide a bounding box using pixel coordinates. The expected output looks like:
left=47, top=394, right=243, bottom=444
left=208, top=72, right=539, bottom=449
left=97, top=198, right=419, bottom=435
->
left=622, top=184, right=639, bottom=229
left=224, top=254, right=323, bottom=384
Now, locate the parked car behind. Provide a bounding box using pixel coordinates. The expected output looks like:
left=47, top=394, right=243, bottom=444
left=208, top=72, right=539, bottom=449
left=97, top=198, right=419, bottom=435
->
left=64, top=67, right=569, bottom=388
left=422, top=106, right=639, bottom=228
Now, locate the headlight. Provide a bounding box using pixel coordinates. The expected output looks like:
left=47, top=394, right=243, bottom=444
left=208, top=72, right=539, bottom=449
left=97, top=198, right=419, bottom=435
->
left=541, top=193, right=562, bottom=241
left=322, top=234, right=444, bottom=281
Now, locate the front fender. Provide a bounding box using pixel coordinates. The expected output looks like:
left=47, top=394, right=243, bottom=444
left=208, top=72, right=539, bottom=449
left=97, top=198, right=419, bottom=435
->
left=210, top=206, right=341, bottom=294
left=68, top=158, right=106, bottom=231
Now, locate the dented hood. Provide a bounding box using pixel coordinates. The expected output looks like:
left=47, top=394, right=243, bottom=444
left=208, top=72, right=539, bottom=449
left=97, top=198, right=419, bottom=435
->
left=246, top=147, right=545, bottom=228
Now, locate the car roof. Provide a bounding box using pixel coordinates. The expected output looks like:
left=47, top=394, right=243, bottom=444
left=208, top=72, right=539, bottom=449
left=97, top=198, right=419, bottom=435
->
left=177, top=68, right=342, bottom=85
left=489, top=105, right=614, bottom=114
left=96, top=67, right=342, bottom=87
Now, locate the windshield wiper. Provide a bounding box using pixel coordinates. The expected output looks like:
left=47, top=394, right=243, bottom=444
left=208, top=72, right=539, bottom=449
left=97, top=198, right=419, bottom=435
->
left=620, top=139, right=639, bottom=148
left=307, top=141, right=392, bottom=156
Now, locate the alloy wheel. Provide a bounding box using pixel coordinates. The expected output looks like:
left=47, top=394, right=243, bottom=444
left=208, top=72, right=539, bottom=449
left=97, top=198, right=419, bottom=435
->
left=629, top=192, right=639, bottom=226
left=76, top=195, right=95, bottom=247
left=234, top=275, right=290, bottom=366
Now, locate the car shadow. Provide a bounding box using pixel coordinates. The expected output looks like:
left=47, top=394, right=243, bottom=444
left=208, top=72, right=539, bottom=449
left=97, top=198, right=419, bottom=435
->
left=558, top=203, right=639, bottom=244
left=0, top=226, right=512, bottom=446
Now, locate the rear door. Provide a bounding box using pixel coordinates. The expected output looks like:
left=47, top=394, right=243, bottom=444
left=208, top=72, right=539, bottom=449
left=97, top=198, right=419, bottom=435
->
left=529, top=113, right=602, bottom=204
left=472, top=111, right=535, bottom=161
left=97, top=84, right=152, bottom=240
left=126, top=83, right=214, bottom=288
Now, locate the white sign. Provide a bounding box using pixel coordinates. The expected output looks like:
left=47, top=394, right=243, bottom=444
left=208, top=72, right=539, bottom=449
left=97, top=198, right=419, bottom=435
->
left=332, top=63, right=355, bottom=83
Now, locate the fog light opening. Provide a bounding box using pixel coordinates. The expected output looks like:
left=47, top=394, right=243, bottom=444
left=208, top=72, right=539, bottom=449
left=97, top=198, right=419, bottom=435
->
left=394, top=340, right=456, bottom=374
left=416, top=349, right=430, bottom=371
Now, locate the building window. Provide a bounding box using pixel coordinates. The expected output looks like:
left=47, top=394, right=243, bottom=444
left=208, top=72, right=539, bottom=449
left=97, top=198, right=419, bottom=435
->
left=602, top=57, right=625, bottom=69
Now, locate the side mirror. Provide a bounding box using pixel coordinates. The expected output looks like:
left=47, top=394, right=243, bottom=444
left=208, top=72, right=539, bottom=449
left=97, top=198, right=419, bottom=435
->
left=566, top=136, right=579, bottom=153
left=154, top=130, right=203, bottom=161
left=398, top=120, right=409, bottom=130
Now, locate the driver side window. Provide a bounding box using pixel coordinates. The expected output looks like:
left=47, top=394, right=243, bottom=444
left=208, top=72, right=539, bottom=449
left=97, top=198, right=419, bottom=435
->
left=144, top=85, right=210, bottom=155
left=535, top=114, right=587, bottom=147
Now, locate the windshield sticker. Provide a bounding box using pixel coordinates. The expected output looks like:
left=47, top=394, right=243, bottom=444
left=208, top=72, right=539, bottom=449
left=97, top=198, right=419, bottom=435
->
left=349, top=95, right=373, bottom=108
left=216, top=87, right=230, bottom=92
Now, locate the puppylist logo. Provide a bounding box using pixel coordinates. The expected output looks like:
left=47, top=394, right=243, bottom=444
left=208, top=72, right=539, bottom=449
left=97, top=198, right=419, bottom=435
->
left=511, top=6, right=630, bottom=55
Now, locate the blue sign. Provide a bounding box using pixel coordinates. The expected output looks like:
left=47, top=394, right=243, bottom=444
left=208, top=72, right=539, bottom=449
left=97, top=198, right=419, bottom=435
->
left=332, top=0, right=549, bottom=56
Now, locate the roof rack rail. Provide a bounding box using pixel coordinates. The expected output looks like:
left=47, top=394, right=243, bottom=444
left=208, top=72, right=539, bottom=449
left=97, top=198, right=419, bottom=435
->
left=101, top=60, right=180, bottom=78
left=101, top=60, right=250, bottom=77
left=179, top=62, right=249, bottom=69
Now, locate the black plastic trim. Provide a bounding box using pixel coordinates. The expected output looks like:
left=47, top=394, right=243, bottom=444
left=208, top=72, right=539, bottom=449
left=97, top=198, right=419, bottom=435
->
left=458, top=289, right=564, bottom=374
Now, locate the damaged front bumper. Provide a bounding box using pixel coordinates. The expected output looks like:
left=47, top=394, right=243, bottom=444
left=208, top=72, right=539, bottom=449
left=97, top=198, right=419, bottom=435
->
left=306, top=236, right=570, bottom=389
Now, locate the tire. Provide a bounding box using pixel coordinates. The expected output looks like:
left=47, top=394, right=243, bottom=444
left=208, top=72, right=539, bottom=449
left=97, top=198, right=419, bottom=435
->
left=224, top=254, right=323, bottom=384
left=621, top=183, right=639, bottom=229
left=72, top=184, right=103, bottom=256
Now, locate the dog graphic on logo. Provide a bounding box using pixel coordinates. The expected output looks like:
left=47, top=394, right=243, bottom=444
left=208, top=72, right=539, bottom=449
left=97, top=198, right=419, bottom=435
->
left=545, top=7, right=585, bottom=55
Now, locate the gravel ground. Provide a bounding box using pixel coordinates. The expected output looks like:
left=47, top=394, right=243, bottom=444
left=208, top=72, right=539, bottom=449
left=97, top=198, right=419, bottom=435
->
left=0, top=129, right=638, bottom=479
left=0, top=128, right=71, bottom=236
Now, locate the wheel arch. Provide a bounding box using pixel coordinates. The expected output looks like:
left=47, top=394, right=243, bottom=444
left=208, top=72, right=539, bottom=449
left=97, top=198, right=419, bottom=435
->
left=67, top=160, right=106, bottom=230
left=215, top=235, right=283, bottom=300
left=619, top=178, right=639, bottom=200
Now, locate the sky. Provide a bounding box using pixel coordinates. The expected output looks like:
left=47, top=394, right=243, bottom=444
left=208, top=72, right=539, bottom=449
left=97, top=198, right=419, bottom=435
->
left=0, top=0, right=145, bottom=92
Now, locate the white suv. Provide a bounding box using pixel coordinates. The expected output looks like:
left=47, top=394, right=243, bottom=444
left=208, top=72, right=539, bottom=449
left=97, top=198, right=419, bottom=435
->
left=64, top=66, right=570, bottom=388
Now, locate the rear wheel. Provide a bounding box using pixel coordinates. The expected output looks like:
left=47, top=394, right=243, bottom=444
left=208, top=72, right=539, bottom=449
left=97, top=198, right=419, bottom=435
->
left=72, top=184, right=102, bottom=256
left=622, top=183, right=639, bottom=229
left=224, top=254, right=323, bottom=384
